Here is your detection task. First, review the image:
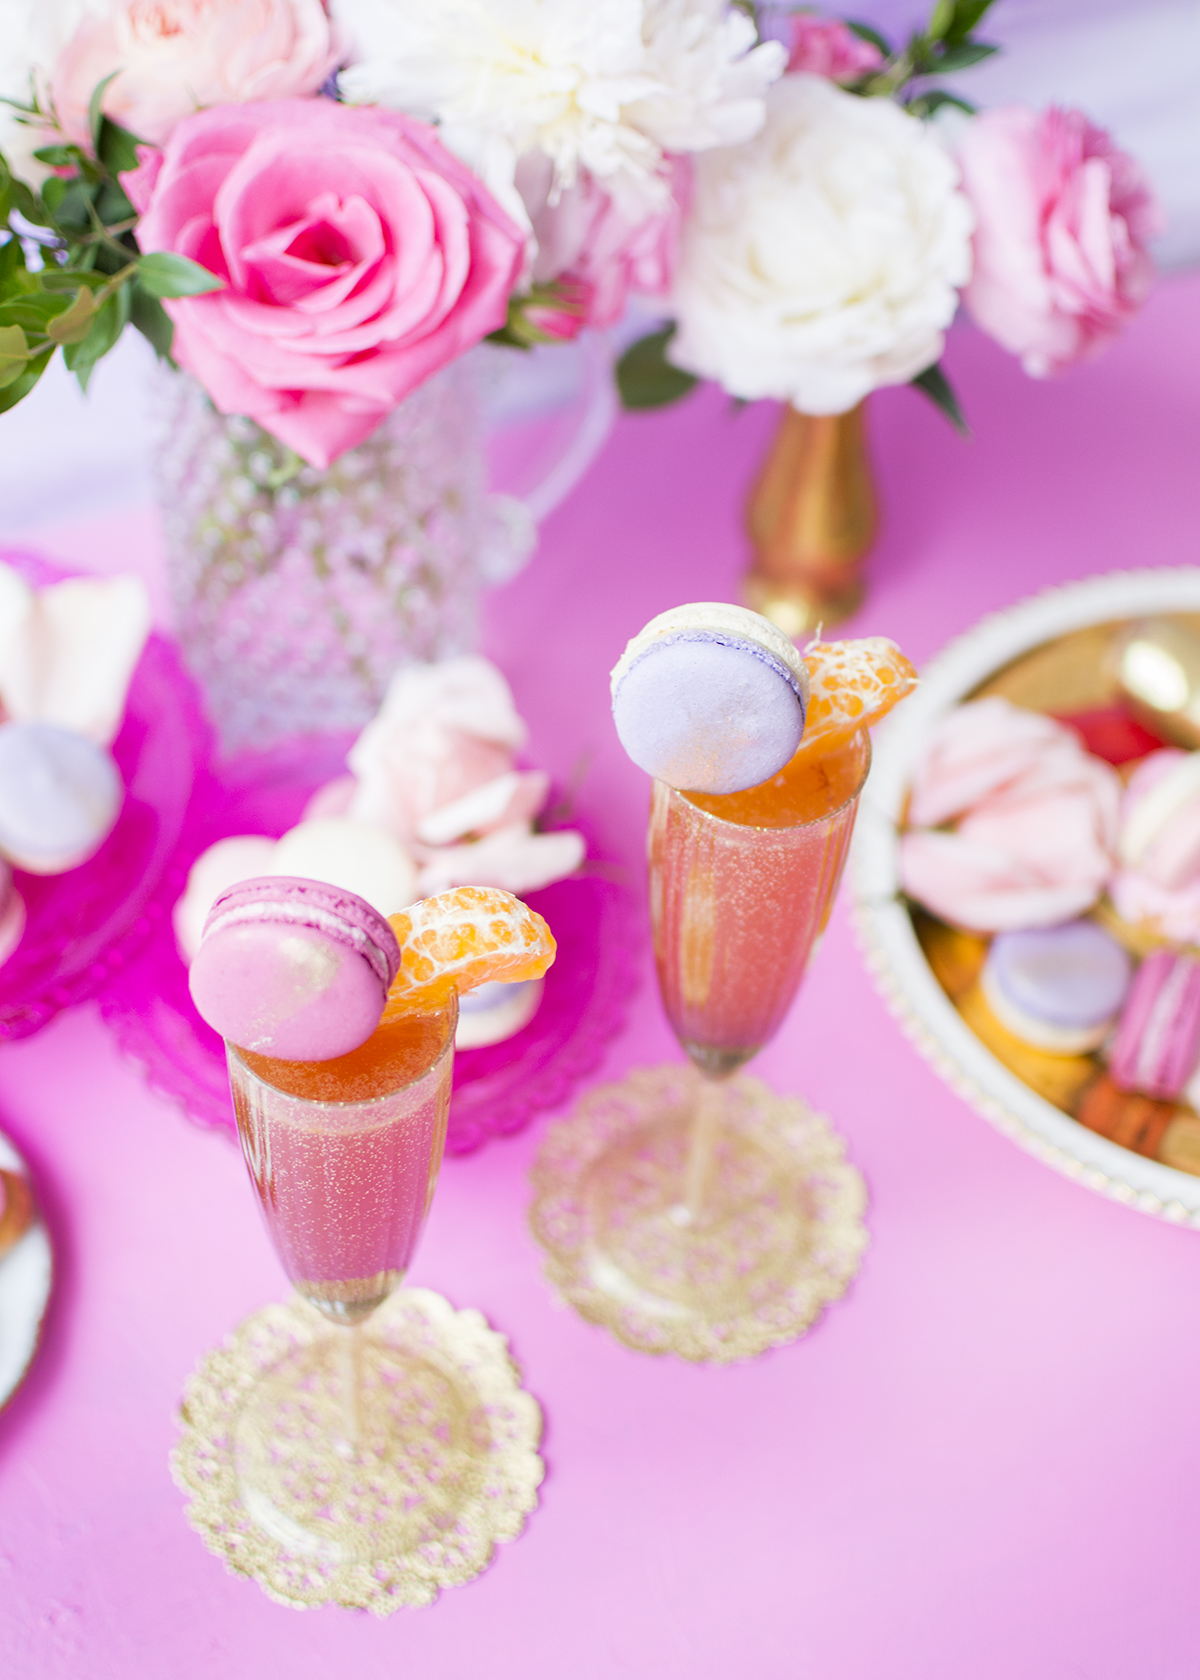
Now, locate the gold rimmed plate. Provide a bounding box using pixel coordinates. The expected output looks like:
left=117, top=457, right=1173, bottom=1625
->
left=853, top=567, right=1200, bottom=1227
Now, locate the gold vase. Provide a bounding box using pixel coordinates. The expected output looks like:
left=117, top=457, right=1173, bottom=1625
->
left=743, top=401, right=877, bottom=638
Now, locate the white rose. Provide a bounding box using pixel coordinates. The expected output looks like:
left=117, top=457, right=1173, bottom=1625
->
left=669, top=74, right=974, bottom=413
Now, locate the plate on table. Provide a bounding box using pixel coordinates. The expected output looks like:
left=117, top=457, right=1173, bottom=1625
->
left=0, top=1128, right=52, bottom=1412
left=854, top=567, right=1200, bottom=1227
left=100, top=737, right=641, bottom=1155
left=0, top=549, right=210, bottom=1040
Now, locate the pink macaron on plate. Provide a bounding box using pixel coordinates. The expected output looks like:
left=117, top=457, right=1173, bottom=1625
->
left=0, top=550, right=209, bottom=1040
left=99, top=735, right=641, bottom=1155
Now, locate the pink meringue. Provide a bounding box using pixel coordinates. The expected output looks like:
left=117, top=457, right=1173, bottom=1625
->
left=1110, top=749, right=1200, bottom=941
left=0, top=567, right=151, bottom=747
left=417, top=824, right=586, bottom=899
left=346, top=658, right=527, bottom=845
left=901, top=697, right=1121, bottom=932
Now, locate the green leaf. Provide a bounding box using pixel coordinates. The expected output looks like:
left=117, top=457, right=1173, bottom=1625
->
left=945, top=0, right=999, bottom=45
left=40, top=175, right=66, bottom=213
left=32, top=143, right=82, bottom=169
left=908, top=87, right=977, bottom=118
left=129, top=283, right=174, bottom=360
left=45, top=287, right=96, bottom=345
left=95, top=180, right=135, bottom=225
left=912, top=363, right=970, bottom=436
left=927, top=0, right=955, bottom=40
left=933, top=40, right=999, bottom=71
left=0, top=293, right=73, bottom=331
left=0, top=236, right=27, bottom=289
left=97, top=115, right=144, bottom=179
left=88, top=72, right=120, bottom=155
left=64, top=282, right=128, bottom=390
left=8, top=176, right=47, bottom=225
left=136, top=251, right=224, bottom=298
left=616, top=327, right=698, bottom=411
left=0, top=344, right=53, bottom=412
left=0, top=323, right=29, bottom=389
left=845, top=19, right=892, bottom=56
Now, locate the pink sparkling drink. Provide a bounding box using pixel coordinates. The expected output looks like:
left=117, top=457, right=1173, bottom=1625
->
left=649, top=731, right=870, bottom=1075
left=227, top=999, right=457, bottom=1324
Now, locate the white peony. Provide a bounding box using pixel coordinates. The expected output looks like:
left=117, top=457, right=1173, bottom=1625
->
left=669, top=74, right=975, bottom=413
left=334, top=0, right=784, bottom=204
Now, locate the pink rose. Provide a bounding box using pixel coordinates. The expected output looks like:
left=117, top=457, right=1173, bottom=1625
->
left=787, top=16, right=883, bottom=82
left=129, top=100, right=524, bottom=466
left=901, top=698, right=1121, bottom=931
left=958, top=105, right=1164, bottom=377
left=51, top=0, right=343, bottom=150
left=519, top=156, right=683, bottom=331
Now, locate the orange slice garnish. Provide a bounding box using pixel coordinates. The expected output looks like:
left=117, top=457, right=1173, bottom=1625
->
left=383, top=887, right=556, bottom=1018
left=796, top=636, right=918, bottom=761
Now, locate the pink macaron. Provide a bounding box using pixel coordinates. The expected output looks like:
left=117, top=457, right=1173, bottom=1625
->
left=188, top=877, right=401, bottom=1062
left=1108, top=948, right=1200, bottom=1101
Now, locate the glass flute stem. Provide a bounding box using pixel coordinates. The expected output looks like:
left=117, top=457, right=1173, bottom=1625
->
left=338, top=1321, right=362, bottom=1455
left=677, top=1076, right=725, bottom=1225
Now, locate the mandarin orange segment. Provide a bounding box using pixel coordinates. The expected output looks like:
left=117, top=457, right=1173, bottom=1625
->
left=382, top=887, right=556, bottom=1018
left=798, top=636, right=918, bottom=757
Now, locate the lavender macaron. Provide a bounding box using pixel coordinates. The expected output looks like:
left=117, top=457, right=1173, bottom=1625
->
left=980, top=921, right=1132, bottom=1054
left=0, top=720, right=123, bottom=874
left=610, top=603, right=810, bottom=795
left=189, top=877, right=401, bottom=1062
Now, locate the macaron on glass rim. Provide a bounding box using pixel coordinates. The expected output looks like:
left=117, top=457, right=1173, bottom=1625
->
left=189, top=876, right=402, bottom=1062
left=610, top=602, right=811, bottom=796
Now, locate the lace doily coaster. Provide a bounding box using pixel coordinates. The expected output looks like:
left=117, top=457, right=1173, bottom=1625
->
left=172, top=1288, right=543, bottom=1614
left=530, top=1065, right=869, bottom=1364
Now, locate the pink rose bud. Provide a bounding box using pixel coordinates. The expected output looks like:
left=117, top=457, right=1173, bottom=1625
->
left=787, top=16, right=883, bottom=82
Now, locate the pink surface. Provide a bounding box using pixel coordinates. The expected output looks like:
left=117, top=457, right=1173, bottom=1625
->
left=3, top=271, right=1200, bottom=1678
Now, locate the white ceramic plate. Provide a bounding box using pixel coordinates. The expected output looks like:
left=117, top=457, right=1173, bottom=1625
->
left=853, top=567, right=1200, bottom=1228
left=0, top=1130, right=52, bottom=1410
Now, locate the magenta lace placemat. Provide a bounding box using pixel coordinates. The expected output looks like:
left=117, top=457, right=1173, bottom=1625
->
left=98, top=737, right=642, bottom=1154
left=0, top=549, right=211, bottom=1040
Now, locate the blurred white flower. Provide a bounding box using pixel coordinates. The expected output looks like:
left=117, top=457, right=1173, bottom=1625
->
left=0, top=1, right=83, bottom=182
left=334, top=0, right=783, bottom=208
left=669, top=73, right=974, bottom=413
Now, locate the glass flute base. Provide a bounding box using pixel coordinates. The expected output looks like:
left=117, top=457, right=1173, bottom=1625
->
left=529, top=1065, right=869, bottom=1363
left=173, top=1288, right=543, bottom=1614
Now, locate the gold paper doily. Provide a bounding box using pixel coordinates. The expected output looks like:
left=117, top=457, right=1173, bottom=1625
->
left=172, top=1288, right=543, bottom=1614
left=529, top=1064, right=869, bottom=1363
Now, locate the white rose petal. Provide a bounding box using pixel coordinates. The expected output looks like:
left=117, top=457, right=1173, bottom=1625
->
left=669, top=74, right=974, bottom=412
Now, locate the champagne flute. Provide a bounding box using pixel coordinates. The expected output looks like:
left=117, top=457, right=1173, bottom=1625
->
left=225, top=998, right=462, bottom=1527
left=650, top=728, right=870, bottom=1227
left=176, top=881, right=553, bottom=1604
left=532, top=723, right=876, bottom=1361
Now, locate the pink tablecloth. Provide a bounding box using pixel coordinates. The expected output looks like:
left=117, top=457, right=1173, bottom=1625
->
left=3, top=271, right=1200, bottom=1680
